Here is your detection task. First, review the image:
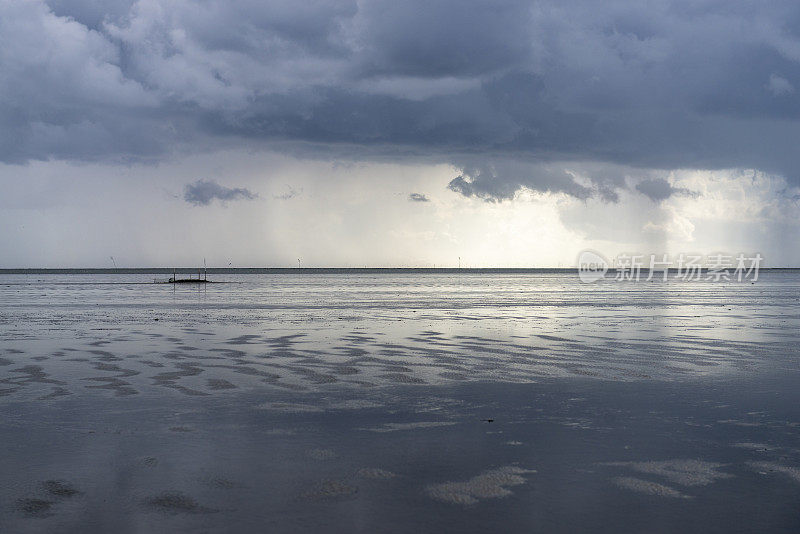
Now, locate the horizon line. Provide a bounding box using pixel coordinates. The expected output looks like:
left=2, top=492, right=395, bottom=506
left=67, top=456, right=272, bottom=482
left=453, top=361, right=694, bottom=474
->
left=1, top=266, right=799, bottom=273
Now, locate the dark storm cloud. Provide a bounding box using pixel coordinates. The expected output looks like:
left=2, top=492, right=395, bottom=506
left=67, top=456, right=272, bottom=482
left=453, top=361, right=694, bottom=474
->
left=408, top=193, right=430, bottom=202
left=447, top=159, right=630, bottom=202
left=635, top=178, right=698, bottom=202
left=356, top=0, right=533, bottom=78
left=183, top=179, right=257, bottom=206
left=448, top=164, right=593, bottom=202
left=5, top=0, right=800, bottom=198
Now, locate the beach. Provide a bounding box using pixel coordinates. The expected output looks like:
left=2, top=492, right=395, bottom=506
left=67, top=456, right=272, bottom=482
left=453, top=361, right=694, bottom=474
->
left=1, top=271, right=799, bottom=532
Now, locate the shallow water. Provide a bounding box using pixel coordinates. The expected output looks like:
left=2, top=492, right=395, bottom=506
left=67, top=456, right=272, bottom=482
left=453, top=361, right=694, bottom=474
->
left=1, top=271, right=799, bottom=532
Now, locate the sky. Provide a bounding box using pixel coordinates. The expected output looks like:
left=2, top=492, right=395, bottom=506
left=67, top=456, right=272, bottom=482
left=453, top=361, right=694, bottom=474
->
left=1, top=0, right=800, bottom=267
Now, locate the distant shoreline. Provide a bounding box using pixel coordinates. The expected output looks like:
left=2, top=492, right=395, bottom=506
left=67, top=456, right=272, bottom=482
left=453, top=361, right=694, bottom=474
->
left=0, top=267, right=584, bottom=274
left=1, top=267, right=798, bottom=275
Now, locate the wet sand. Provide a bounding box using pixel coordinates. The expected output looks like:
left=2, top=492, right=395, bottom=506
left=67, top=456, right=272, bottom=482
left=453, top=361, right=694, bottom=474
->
left=1, top=271, right=799, bottom=532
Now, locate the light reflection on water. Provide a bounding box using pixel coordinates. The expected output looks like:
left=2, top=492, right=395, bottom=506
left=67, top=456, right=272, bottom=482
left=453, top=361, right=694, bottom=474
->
left=1, top=272, right=799, bottom=532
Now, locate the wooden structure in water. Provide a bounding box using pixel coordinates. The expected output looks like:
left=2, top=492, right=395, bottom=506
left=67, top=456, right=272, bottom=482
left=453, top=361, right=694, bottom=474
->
left=154, top=264, right=210, bottom=284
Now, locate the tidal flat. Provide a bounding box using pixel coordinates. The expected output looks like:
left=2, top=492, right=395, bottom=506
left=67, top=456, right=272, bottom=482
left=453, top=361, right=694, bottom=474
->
left=1, top=271, right=799, bottom=532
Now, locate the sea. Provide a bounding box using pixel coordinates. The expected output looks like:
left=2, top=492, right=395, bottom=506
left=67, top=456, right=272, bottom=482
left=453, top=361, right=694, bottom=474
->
left=1, top=269, right=799, bottom=532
